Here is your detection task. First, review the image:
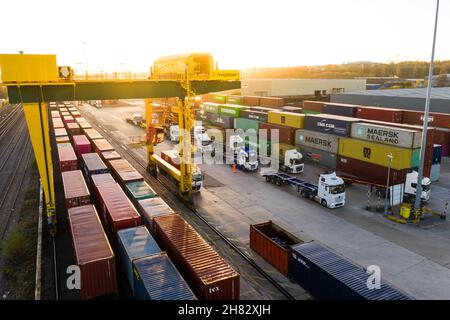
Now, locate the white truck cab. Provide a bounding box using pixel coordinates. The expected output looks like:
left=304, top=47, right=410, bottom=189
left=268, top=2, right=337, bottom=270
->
left=169, top=124, right=179, bottom=142
left=317, top=172, right=346, bottom=208
left=404, top=171, right=431, bottom=203
left=191, top=165, right=203, bottom=192
left=281, top=149, right=304, bottom=174
left=236, top=147, right=259, bottom=171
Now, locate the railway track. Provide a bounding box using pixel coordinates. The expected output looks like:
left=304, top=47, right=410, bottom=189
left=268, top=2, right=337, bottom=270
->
left=80, top=107, right=298, bottom=300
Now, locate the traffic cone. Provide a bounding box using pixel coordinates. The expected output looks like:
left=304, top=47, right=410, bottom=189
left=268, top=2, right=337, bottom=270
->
left=232, top=163, right=237, bottom=173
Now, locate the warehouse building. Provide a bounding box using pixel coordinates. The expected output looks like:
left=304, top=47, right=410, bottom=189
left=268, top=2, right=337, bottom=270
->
left=241, top=79, right=366, bottom=97
left=331, top=87, right=450, bottom=114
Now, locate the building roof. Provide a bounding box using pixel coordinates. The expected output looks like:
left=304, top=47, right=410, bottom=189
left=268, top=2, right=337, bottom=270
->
left=339, top=87, right=450, bottom=100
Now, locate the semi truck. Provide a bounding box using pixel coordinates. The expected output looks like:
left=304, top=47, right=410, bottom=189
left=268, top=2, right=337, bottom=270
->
left=125, top=113, right=145, bottom=128
left=261, top=170, right=346, bottom=209
left=223, top=135, right=259, bottom=172
left=277, top=148, right=304, bottom=174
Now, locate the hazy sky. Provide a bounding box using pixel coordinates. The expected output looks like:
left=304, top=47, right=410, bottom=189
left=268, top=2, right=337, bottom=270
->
left=1, top=0, right=448, bottom=71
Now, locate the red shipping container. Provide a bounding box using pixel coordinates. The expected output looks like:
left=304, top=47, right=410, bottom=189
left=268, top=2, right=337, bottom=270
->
left=63, top=115, right=75, bottom=124
left=66, top=122, right=82, bottom=137
left=68, top=205, right=117, bottom=299
left=72, top=135, right=92, bottom=158
left=260, top=97, right=284, bottom=108
left=302, top=100, right=324, bottom=112
left=259, top=122, right=296, bottom=145
left=62, top=170, right=91, bottom=209
left=161, top=150, right=180, bottom=170
left=434, top=129, right=450, bottom=145
left=108, top=159, right=143, bottom=185
left=356, top=106, right=403, bottom=123
left=402, top=110, right=450, bottom=129
left=96, top=182, right=141, bottom=239
left=90, top=173, right=116, bottom=202
left=154, top=214, right=240, bottom=300
left=243, top=96, right=261, bottom=106
left=92, top=138, right=114, bottom=154
left=57, top=143, right=78, bottom=172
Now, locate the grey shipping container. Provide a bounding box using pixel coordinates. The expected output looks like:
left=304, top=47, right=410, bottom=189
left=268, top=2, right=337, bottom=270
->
left=133, top=253, right=197, bottom=300
left=117, top=226, right=162, bottom=294
left=295, top=129, right=339, bottom=154
left=351, top=122, right=422, bottom=149
left=323, top=102, right=358, bottom=117
left=81, top=153, right=109, bottom=180
left=240, top=109, right=268, bottom=122
left=206, top=113, right=234, bottom=129
left=298, top=145, right=338, bottom=169
left=137, top=197, right=175, bottom=235
left=289, top=242, right=410, bottom=300
left=304, top=114, right=360, bottom=137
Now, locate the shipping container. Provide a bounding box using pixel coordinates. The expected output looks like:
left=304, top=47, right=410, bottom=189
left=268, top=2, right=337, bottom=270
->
left=289, top=242, right=410, bottom=300
left=432, top=144, right=442, bottom=164
left=243, top=96, right=260, bottom=106
left=154, top=214, right=240, bottom=300
left=75, top=117, right=87, bottom=124
left=240, top=109, right=268, bottom=122
left=109, top=159, right=144, bottom=185
left=295, top=129, right=339, bottom=154
left=302, top=100, right=324, bottom=113
left=96, top=182, right=142, bottom=239
left=81, top=153, right=109, bottom=183
left=351, top=122, right=422, bottom=149
left=51, top=110, right=60, bottom=118
left=226, top=95, right=243, bottom=105
left=298, top=145, right=338, bottom=169
left=260, top=97, right=284, bottom=108
left=213, top=94, right=227, bottom=104
left=195, top=110, right=209, bottom=124
left=259, top=122, right=296, bottom=145
left=356, top=106, right=403, bottom=123
left=133, top=253, right=196, bottom=300
left=91, top=172, right=115, bottom=202
left=92, top=138, right=114, bottom=154
left=323, top=102, right=358, bottom=117
left=282, top=106, right=303, bottom=114
left=117, top=226, right=162, bottom=293
left=268, top=111, right=305, bottom=129
left=68, top=205, right=117, bottom=299
left=63, top=115, right=75, bottom=124
left=57, top=143, right=78, bottom=172
left=234, top=118, right=260, bottom=132
left=304, top=114, right=360, bottom=137
left=337, top=156, right=410, bottom=186
left=137, top=197, right=175, bottom=235
left=101, top=150, right=121, bottom=162
left=71, top=111, right=81, bottom=118
left=125, top=181, right=157, bottom=201
left=430, top=163, right=440, bottom=182
left=250, top=221, right=302, bottom=276
left=160, top=150, right=181, bottom=170
left=203, top=102, right=220, bottom=114
left=84, top=128, right=103, bottom=141
left=402, top=110, right=450, bottom=129
left=62, top=170, right=91, bottom=209
left=434, top=128, right=450, bottom=145
left=338, top=138, right=420, bottom=170
left=78, top=121, right=92, bottom=130
left=442, top=144, right=450, bottom=157
left=218, top=104, right=245, bottom=118
left=52, top=118, right=65, bottom=129
left=250, top=106, right=277, bottom=113
left=66, top=122, right=82, bottom=137
left=206, top=113, right=235, bottom=129
left=54, top=128, right=68, bottom=137
left=55, top=136, right=70, bottom=144
left=72, top=135, right=92, bottom=158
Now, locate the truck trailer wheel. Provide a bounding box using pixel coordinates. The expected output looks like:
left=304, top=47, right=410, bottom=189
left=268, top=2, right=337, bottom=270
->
left=321, top=199, right=327, bottom=207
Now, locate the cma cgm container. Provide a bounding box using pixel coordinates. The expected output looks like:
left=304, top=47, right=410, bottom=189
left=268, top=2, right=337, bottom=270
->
left=203, top=102, right=220, bottom=114
left=351, top=122, right=422, bottom=149
left=298, top=146, right=338, bottom=170
left=243, top=96, right=261, bottom=106
left=133, top=253, right=196, bottom=300
left=92, top=138, right=114, bottom=154
left=259, top=122, right=296, bottom=145
left=72, top=135, right=92, bottom=159
left=117, top=226, right=162, bottom=293
left=268, top=111, right=305, bottom=129
left=81, top=153, right=109, bottom=183
left=125, top=181, right=157, bottom=201
left=226, top=95, right=243, bottom=105
left=322, top=102, right=358, bottom=117
left=250, top=221, right=302, bottom=276
left=137, top=197, right=175, bottom=235
left=337, top=156, right=409, bottom=186
left=356, top=106, right=403, bottom=123
left=62, top=170, right=91, bottom=209
left=219, top=104, right=245, bottom=118
left=66, top=122, right=82, bottom=137
left=302, top=100, right=324, bottom=113
left=57, top=143, right=78, bottom=172
left=402, top=110, right=450, bottom=129
left=84, top=128, right=103, bottom=141
left=109, top=159, right=144, bottom=185
left=240, top=109, right=268, bottom=122
left=154, top=214, right=240, bottom=300
left=260, top=97, right=284, bottom=108
left=304, top=114, right=360, bottom=137
left=339, top=138, right=420, bottom=170
left=289, top=242, right=410, bottom=300
left=68, top=205, right=117, bottom=300
left=295, top=129, right=339, bottom=154
left=206, top=113, right=234, bottom=129
left=101, top=150, right=121, bottom=162
left=96, top=183, right=142, bottom=239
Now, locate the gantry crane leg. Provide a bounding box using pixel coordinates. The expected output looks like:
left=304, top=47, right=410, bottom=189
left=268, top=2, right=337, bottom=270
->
left=177, top=97, right=193, bottom=202
left=22, top=102, right=56, bottom=233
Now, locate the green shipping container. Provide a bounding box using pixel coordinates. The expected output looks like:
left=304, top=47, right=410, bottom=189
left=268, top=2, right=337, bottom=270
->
left=234, top=118, right=260, bottom=132
left=219, top=104, right=246, bottom=118
left=227, top=96, right=244, bottom=105
left=125, top=181, right=157, bottom=200
left=203, top=102, right=220, bottom=114
left=302, top=110, right=321, bottom=115
left=213, top=94, right=227, bottom=104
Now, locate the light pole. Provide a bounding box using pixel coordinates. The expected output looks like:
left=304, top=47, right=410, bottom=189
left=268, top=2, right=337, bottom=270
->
left=384, top=153, right=393, bottom=216
left=414, top=0, right=440, bottom=211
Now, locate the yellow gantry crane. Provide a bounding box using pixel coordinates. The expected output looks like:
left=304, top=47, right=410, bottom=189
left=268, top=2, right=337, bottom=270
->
left=0, top=52, right=240, bottom=232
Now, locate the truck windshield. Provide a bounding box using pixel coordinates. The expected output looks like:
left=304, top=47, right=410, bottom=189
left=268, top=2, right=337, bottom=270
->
left=292, top=158, right=304, bottom=165
left=192, top=173, right=203, bottom=182
left=330, top=184, right=345, bottom=194
left=422, top=184, right=430, bottom=192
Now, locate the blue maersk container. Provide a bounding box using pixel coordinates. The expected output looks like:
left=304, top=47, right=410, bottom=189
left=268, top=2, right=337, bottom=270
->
left=117, top=226, right=162, bottom=293
left=133, top=253, right=197, bottom=300
left=289, top=242, right=410, bottom=300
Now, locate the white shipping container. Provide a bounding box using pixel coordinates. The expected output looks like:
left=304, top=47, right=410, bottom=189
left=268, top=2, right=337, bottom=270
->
left=351, top=122, right=422, bottom=149
left=295, top=129, right=339, bottom=154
